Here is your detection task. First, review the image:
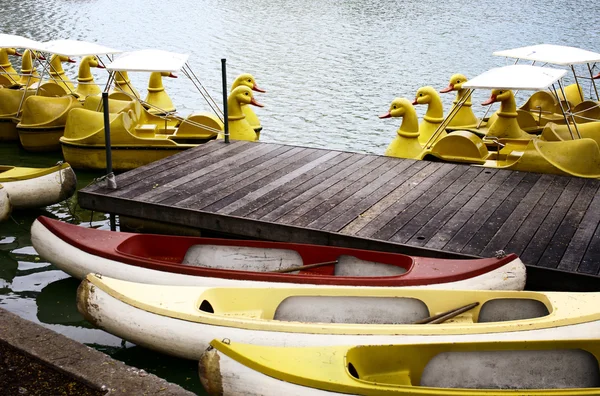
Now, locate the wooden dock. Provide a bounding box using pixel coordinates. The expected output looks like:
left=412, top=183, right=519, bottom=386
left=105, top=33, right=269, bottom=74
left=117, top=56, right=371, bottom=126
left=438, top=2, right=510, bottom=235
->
left=78, top=140, right=600, bottom=291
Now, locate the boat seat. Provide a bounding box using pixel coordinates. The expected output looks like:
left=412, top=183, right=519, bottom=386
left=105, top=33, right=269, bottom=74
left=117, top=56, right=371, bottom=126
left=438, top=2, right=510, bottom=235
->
left=477, top=298, right=549, bottom=322
left=135, top=123, right=157, bottom=138
left=572, top=100, right=600, bottom=123
left=420, top=349, right=600, bottom=389
left=273, top=296, right=429, bottom=324
left=334, top=255, right=406, bottom=276
left=557, top=83, right=584, bottom=107
left=520, top=91, right=559, bottom=114
left=182, top=245, right=304, bottom=272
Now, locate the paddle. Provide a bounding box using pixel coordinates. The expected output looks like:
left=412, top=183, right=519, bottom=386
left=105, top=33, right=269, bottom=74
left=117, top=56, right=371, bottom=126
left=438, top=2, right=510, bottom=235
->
left=271, top=260, right=338, bottom=274
left=413, top=302, right=480, bottom=325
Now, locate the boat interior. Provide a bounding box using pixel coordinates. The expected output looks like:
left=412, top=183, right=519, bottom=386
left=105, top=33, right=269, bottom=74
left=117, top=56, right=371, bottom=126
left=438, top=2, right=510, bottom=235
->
left=345, top=341, right=600, bottom=389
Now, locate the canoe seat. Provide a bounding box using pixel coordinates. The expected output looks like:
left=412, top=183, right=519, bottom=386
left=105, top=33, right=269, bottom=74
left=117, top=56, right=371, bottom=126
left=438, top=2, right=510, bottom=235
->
left=420, top=349, right=600, bottom=389
left=478, top=298, right=549, bottom=322
left=182, top=245, right=304, bottom=272
left=273, top=296, right=429, bottom=324
left=334, top=255, right=407, bottom=277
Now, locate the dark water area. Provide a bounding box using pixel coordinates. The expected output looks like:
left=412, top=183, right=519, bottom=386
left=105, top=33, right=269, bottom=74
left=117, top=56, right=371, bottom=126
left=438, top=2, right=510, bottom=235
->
left=2, top=0, right=600, bottom=394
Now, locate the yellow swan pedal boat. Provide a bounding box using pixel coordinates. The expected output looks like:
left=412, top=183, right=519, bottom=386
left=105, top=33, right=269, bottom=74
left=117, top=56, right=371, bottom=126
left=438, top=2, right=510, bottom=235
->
left=0, top=163, right=77, bottom=209
left=78, top=273, right=600, bottom=360
left=16, top=40, right=122, bottom=152
left=200, top=338, right=600, bottom=395
left=0, top=184, right=11, bottom=222
left=0, top=47, right=21, bottom=87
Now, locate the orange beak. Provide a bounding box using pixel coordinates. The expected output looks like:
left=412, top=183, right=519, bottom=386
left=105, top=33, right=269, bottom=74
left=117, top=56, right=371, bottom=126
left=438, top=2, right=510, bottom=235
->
left=482, top=94, right=497, bottom=106
left=379, top=112, right=392, bottom=119
left=250, top=97, right=264, bottom=107
left=440, top=84, right=454, bottom=93
left=37, top=54, right=46, bottom=61
left=14, top=51, right=22, bottom=57
left=412, top=98, right=419, bottom=105
left=593, top=72, right=600, bottom=80
left=252, top=83, right=266, bottom=93
left=168, top=72, right=178, bottom=78
left=67, top=57, right=76, bottom=63
left=96, top=64, right=106, bottom=69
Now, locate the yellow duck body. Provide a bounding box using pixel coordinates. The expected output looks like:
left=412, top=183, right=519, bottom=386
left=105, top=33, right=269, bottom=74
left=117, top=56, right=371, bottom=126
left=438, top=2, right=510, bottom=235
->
left=482, top=89, right=533, bottom=140
left=18, top=49, right=45, bottom=87
left=144, top=71, right=176, bottom=114
left=380, top=98, right=423, bottom=159
left=0, top=87, right=37, bottom=141
left=0, top=48, right=21, bottom=87
left=221, top=85, right=264, bottom=141
left=231, top=73, right=266, bottom=135
left=440, top=74, right=480, bottom=128
left=75, top=55, right=104, bottom=98
left=413, top=86, right=446, bottom=145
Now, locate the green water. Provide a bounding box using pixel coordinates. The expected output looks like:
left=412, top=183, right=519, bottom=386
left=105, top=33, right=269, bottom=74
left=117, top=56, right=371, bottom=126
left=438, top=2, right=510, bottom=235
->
left=0, top=143, right=204, bottom=394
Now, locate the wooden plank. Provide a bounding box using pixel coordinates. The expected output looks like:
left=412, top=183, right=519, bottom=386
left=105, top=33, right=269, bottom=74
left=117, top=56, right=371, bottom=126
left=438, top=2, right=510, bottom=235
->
left=537, top=179, right=598, bottom=269
left=259, top=155, right=379, bottom=223
left=405, top=168, right=497, bottom=247
left=279, top=156, right=390, bottom=225
left=177, top=146, right=317, bottom=209
left=440, top=171, right=528, bottom=253
left=113, top=140, right=244, bottom=190
left=461, top=172, right=542, bottom=256
left=113, top=141, right=265, bottom=199
left=341, top=162, right=446, bottom=236
left=292, top=159, right=409, bottom=228
left=375, top=165, right=471, bottom=242
left=321, top=160, right=428, bottom=232
left=226, top=151, right=349, bottom=217
left=205, top=149, right=335, bottom=213
left=577, top=222, right=600, bottom=275
left=244, top=153, right=363, bottom=220
left=156, top=145, right=298, bottom=206
left=521, top=177, right=585, bottom=267
left=424, top=170, right=513, bottom=250
left=478, top=174, right=555, bottom=257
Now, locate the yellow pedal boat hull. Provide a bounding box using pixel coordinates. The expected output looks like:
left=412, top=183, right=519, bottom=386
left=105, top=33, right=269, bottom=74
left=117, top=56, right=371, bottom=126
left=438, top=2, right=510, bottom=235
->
left=201, top=339, right=600, bottom=395
left=77, top=274, right=600, bottom=360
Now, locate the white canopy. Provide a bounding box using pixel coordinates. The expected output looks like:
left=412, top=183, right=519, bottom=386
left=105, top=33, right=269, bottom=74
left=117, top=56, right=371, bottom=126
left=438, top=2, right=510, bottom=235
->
left=42, top=39, right=121, bottom=57
left=493, top=44, right=600, bottom=66
left=462, top=65, right=567, bottom=91
left=106, top=49, right=189, bottom=72
left=0, top=33, right=45, bottom=50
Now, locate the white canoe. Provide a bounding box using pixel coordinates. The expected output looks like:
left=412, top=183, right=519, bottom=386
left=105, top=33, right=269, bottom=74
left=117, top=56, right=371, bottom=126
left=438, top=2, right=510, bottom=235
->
left=31, top=217, right=526, bottom=290
left=0, top=163, right=77, bottom=209
left=77, top=274, right=600, bottom=360
left=0, top=184, right=11, bottom=222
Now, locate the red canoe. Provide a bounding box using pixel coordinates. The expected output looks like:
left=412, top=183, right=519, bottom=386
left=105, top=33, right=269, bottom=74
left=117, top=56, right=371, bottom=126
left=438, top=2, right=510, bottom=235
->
left=31, top=216, right=525, bottom=289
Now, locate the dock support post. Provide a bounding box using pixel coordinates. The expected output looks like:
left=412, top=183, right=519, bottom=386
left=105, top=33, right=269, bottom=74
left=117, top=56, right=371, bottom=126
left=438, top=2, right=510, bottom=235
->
left=102, top=92, right=117, bottom=231
left=221, top=58, right=229, bottom=143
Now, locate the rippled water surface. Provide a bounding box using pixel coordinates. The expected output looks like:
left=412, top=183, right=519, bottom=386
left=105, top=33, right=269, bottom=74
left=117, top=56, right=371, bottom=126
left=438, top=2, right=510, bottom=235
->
left=1, top=0, right=600, bottom=393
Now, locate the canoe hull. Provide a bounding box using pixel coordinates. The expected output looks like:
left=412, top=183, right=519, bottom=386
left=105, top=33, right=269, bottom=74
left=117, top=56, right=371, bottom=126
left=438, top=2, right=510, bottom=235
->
left=77, top=278, right=600, bottom=361
left=1, top=165, right=77, bottom=209
left=32, top=218, right=526, bottom=290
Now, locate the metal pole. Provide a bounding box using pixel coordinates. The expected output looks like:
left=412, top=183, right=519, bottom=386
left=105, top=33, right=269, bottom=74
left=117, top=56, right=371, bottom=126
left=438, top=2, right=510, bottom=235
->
left=102, top=91, right=117, bottom=231
left=221, top=58, right=229, bottom=143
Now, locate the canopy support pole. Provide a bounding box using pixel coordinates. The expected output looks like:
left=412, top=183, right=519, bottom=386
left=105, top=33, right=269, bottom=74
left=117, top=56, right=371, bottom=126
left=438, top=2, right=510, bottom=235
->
left=101, top=91, right=117, bottom=231
left=221, top=58, right=229, bottom=144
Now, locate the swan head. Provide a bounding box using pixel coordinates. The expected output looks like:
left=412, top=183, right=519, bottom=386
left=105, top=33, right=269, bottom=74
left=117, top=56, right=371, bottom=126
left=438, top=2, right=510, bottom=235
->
left=440, top=74, right=468, bottom=93
left=482, top=89, right=513, bottom=105
left=231, top=85, right=264, bottom=107
left=413, top=86, right=439, bottom=105
left=160, top=71, right=177, bottom=78
left=51, top=54, right=76, bottom=64
left=379, top=98, right=413, bottom=118
left=232, top=73, right=266, bottom=93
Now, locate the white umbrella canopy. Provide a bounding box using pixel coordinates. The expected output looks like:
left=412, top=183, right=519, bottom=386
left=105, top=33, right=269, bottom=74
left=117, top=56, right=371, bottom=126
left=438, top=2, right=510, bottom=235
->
left=463, top=65, right=568, bottom=91
left=106, top=49, right=190, bottom=73
left=0, top=33, right=46, bottom=50
left=493, top=44, right=600, bottom=66
left=41, top=39, right=122, bottom=57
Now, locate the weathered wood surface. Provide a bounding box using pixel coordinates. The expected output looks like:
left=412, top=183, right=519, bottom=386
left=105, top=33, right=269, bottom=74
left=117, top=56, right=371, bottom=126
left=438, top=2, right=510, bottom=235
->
left=79, top=140, right=600, bottom=279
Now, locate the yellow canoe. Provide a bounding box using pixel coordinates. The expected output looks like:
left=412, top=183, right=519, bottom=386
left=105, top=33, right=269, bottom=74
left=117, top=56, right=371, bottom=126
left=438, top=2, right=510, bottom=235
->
left=78, top=274, right=600, bottom=360
left=200, top=338, right=600, bottom=395
left=0, top=163, right=77, bottom=209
